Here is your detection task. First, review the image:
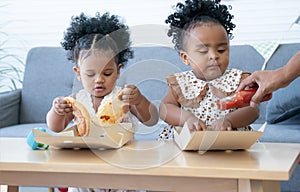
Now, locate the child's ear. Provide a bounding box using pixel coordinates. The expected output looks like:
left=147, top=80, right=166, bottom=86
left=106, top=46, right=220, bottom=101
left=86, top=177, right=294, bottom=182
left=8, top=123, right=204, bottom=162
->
left=73, top=66, right=81, bottom=81
left=117, top=63, right=122, bottom=78
left=180, top=51, right=190, bottom=66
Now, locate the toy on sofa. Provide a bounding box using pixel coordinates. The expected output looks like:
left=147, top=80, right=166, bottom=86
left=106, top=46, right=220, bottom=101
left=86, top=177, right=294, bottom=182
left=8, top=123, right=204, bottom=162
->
left=216, top=87, right=272, bottom=110
left=26, top=127, right=49, bottom=150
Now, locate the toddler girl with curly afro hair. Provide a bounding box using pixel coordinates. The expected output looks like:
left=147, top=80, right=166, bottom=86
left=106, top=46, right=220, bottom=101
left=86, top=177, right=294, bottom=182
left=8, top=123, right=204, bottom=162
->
left=159, top=0, right=258, bottom=140
left=47, top=13, right=158, bottom=192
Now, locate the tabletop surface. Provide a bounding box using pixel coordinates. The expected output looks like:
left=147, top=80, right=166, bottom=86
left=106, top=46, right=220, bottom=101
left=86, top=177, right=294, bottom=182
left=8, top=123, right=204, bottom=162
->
left=0, top=138, right=299, bottom=181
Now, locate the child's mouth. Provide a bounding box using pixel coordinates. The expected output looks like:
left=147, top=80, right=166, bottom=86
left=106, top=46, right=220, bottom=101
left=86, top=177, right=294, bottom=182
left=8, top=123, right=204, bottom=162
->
left=94, top=86, right=105, bottom=92
left=208, top=62, right=220, bottom=68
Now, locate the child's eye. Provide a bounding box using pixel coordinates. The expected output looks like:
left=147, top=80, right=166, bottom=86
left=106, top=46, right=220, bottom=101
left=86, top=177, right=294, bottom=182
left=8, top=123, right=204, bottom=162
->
left=86, top=73, right=95, bottom=77
left=218, top=49, right=226, bottom=53
left=199, top=50, right=208, bottom=54
left=104, top=73, right=112, bottom=76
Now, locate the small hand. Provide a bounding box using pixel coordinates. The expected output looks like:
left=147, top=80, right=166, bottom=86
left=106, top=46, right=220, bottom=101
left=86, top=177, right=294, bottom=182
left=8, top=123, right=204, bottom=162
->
left=52, top=96, right=73, bottom=116
left=120, top=84, right=143, bottom=106
left=186, top=115, right=207, bottom=131
left=210, top=118, right=232, bottom=131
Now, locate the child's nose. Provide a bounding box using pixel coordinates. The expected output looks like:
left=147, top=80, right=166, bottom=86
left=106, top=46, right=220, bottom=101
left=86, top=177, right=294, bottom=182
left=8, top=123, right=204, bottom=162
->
left=95, top=75, right=104, bottom=83
left=209, top=50, right=219, bottom=60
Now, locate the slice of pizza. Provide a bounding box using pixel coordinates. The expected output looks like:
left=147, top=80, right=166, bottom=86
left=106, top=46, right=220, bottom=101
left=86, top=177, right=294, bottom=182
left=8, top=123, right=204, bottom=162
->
left=94, top=92, right=129, bottom=128
left=64, top=97, right=90, bottom=136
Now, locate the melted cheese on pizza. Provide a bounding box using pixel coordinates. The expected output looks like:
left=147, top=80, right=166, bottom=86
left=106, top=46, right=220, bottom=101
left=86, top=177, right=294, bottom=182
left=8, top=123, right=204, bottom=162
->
left=95, top=94, right=129, bottom=127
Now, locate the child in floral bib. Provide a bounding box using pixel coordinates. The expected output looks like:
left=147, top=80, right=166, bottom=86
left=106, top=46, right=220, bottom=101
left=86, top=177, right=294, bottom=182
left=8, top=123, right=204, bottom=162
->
left=159, top=0, right=258, bottom=140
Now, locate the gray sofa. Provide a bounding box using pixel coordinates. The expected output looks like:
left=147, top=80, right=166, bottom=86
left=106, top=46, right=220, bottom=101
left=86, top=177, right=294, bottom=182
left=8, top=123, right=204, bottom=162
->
left=0, top=43, right=299, bottom=191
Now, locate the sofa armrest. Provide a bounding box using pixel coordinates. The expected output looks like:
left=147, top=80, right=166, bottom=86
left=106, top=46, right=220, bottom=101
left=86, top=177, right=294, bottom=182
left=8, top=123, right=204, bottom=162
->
left=0, top=89, right=21, bottom=128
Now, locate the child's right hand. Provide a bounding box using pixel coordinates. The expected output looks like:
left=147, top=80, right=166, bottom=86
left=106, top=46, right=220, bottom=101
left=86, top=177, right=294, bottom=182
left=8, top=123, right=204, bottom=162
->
left=52, top=96, right=73, bottom=116
left=186, top=115, right=207, bottom=131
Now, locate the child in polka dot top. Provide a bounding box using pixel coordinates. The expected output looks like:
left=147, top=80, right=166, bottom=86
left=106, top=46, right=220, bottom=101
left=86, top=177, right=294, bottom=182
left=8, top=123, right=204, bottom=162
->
left=159, top=0, right=258, bottom=140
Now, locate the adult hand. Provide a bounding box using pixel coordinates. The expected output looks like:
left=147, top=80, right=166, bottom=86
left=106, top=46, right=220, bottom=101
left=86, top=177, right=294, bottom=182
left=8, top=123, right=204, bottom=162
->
left=237, top=70, right=282, bottom=108
left=238, top=51, right=300, bottom=107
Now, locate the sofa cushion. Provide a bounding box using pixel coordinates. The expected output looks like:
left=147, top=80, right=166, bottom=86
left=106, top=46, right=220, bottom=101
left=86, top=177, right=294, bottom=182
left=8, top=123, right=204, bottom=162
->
left=0, top=123, right=47, bottom=137
left=0, top=89, right=21, bottom=128
left=119, top=60, right=183, bottom=101
left=266, top=77, right=300, bottom=124
left=266, top=43, right=300, bottom=124
left=229, top=44, right=267, bottom=124
left=229, top=44, right=264, bottom=72
left=20, top=47, right=76, bottom=124
left=251, top=123, right=300, bottom=143
left=265, top=43, right=300, bottom=71
left=264, top=43, right=300, bottom=124
left=119, top=46, right=188, bottom=101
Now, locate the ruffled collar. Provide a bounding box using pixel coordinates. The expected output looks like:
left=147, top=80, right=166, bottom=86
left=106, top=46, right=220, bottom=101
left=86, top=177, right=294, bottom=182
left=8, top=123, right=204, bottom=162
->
left=175, top=68, right=243, bottom=99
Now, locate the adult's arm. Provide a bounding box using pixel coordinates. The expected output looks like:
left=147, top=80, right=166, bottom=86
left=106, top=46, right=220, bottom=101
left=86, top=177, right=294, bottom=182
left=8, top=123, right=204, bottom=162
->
left=238, top=51, right=300, bottom=107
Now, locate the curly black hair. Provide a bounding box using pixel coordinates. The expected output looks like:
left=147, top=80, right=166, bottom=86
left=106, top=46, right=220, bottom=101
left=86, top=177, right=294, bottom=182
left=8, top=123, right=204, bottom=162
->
left=166, top=0, right=236, bottom=51
left=61, top=12, right=133, bottom=66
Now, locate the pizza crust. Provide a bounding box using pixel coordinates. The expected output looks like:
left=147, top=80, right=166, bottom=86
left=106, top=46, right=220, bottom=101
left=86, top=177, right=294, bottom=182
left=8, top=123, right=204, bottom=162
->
left=65, top=97, right=91, bottom=136
left=64, top=91, right=129, bottom=136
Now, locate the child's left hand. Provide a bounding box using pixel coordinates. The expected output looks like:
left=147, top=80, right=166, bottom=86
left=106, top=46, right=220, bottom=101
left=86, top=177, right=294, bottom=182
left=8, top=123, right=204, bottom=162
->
left=120, top=84, right=143, bottom=106
left=210, top=118, right=232, bottom=131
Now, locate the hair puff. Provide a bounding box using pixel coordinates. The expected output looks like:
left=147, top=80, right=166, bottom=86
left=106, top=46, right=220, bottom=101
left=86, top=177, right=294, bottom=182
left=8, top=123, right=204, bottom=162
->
left=61, top=12, right=133, bottom=65
left=166, top=0, right=235, bottom=50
